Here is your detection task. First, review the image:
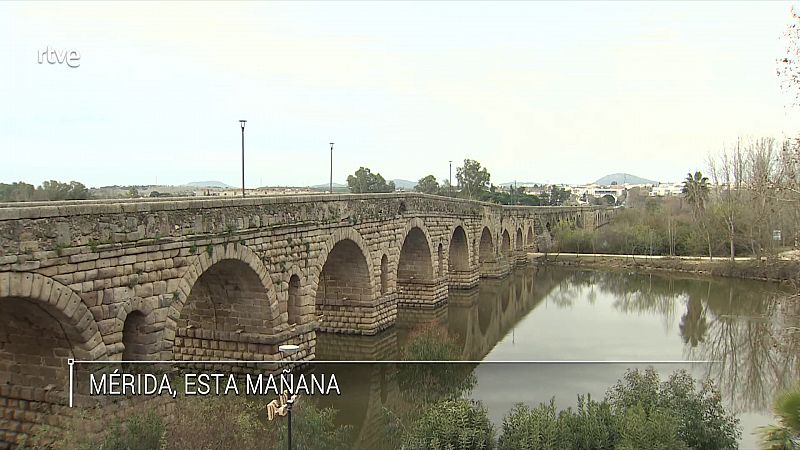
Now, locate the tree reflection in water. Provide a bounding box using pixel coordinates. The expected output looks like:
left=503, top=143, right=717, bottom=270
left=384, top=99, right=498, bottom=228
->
left=546, top=268, right=800, bottom=414
left=314, top=267, right=798, bottom=449
left=680, top=294, right=708, bottom=348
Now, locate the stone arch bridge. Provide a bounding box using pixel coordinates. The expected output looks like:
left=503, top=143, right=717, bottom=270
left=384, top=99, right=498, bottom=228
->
left=0, top=193, right=610, bottom=445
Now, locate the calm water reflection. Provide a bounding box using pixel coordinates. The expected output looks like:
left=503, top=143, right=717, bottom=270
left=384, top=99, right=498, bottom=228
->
left=313, top=267, right=799, bottom=449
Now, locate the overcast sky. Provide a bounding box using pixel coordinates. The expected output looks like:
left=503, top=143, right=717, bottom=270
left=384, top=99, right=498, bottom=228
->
left=2, top=1, right=799, bottom=188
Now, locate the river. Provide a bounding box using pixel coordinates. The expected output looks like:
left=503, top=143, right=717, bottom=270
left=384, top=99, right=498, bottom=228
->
left=312, top=266, right=799, bottom=449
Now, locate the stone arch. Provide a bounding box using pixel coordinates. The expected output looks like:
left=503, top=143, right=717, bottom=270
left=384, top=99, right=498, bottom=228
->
left=181, top=260, right=276, bottom=332
left=280, top=264, right=309, bottom=326
left=0, top=272, right=107, bottom=361
left=114, top=295, right=159, bottom=361
left=501, top=229, right=512, bottom=256
left=396, top=219, right=435, bottom=283
left=478, top=227, right=495, bottom=263
left=312, top=227, right=378, bottom=330
left=165, top=243, right=280, bottom=354
left=316, top=240, right=374, bottom=302
left=122, top=310, right=148, bottom=361
left=0, top=272, right=108, bottom=418
left=449, top=225, right=470, bottom=271
left=515, top=227, right=523, bottom=251
left=310, top=227, right=377, bottom=299
left=380, top=254, right=389, bottom=295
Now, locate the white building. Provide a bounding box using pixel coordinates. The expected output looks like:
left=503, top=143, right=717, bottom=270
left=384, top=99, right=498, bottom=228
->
left=650, top=183, right=684, bottom=197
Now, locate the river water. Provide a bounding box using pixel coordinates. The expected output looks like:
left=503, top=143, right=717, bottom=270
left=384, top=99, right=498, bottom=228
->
left=313, top=266, right=799, bottom=450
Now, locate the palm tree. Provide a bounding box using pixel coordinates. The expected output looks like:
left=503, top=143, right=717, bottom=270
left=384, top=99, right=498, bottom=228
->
left=681, top=171, right=711, bottom=218
left=759, top=384, right=800, bottom=449
left=679, top=296, right=708, bottom=348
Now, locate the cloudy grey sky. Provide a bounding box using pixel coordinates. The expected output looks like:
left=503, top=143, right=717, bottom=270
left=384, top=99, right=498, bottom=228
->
left=2, top=1, right=799, bottom=188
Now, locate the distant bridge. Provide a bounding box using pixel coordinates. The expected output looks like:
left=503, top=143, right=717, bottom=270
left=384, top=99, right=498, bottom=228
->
left=0, top=193, right=612, bottom=445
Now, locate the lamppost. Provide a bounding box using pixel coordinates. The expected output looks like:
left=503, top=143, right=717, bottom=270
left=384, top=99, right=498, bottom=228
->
left=329, top=142, right=334, bottom=194
left=239, top=120, right=247, bottom=197
left=513, top=180, right=517, bottom=205
left=278, top=344, right=300, bottom=450
left=448, top=160, right=452, bottom=196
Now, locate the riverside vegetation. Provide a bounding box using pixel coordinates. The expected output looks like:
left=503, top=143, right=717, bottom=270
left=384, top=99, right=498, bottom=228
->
left=550, top=137, right=800, bottom=262
left=19, top=326, right=748, bottom=450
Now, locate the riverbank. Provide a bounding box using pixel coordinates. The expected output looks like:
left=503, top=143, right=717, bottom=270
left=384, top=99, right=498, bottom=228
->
left=531, top=252, right=800, bottom=283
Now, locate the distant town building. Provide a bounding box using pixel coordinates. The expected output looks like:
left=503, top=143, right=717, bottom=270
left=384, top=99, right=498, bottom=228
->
left=198, top=187, right=320, bottom=197
left=650, top=183, right=684, bottom=197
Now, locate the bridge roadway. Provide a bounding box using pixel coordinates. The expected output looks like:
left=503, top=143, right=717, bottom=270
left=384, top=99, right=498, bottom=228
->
left=0, top=192, right=611, bottom=445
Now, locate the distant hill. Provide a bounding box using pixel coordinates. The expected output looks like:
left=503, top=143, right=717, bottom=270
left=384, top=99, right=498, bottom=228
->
left=310, top=179, right=416, bottom=191
left=310, top=182, right=347, bottom=189
left=594, top=173, right=655, bottom=185
left=391, top=179, right=416, bottom=190
left=185, top=181, right=232, bottom=188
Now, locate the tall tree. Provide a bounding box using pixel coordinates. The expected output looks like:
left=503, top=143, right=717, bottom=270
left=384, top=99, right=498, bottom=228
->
left=681, top=171, right=710, bottom=218
left=0, top=182, right=35, bottom=202
left=682, top=171, right=712, bottom=258
left=455, top=159, right=490, bottom=200
left=66, top=181, right=90, bottom=200
left=778, top=6, right=800, bottom=106
left=346, top=167, right=395, bottom=193
left=440, top=178, right=453, bottom=197
left=708, top=144, right=745, bottom=261
left=414, top=175, right=440, bottom=195
left=741, top=139, right=779, bottom=259
left=542, top=185, right=570, bottom=206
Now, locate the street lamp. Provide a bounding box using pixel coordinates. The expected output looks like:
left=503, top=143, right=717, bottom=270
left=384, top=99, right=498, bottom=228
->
left=239, top=120, right=247, bottom=197
left=448, top=160, right=452, bottom=196
left=513, top=180, right=517, bottom=205
left=329, top=143, right=335, bottom=194
left=278, top=344, right=300, bottom=450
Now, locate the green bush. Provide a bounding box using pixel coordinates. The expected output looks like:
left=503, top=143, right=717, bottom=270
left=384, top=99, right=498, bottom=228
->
left=560, top=395, right=617, bottom=449
left=498, top=396, right=616, bottom=450
left=497, top=401, right=560, bottom=449
left=25, top=409, right=167, bottom=450
left=616, top=405, right=688, bottom=450
left=167, top=394, right=263, bottom=450
left=403, top=399, right=495, bottom=450
left=273, top=398, right=352, bottom=450
left=102, top=411, right=166, bottom=450
left=168, top=394, right=351, bottom=450
left=607, top=368, right=740, bottom=449
left=498, top=368, right=740, bottom=450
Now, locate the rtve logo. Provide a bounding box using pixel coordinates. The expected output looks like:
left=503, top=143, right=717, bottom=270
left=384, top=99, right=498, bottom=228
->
left=37, top=46, right=80, bottom=68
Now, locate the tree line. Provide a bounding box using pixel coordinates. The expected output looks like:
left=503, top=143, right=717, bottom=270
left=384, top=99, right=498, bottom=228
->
left=0, top=180, right=91, bottom=202
left=551, top=137, right=800, bottom=259
left=346, top=159, right=572, bottom=206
